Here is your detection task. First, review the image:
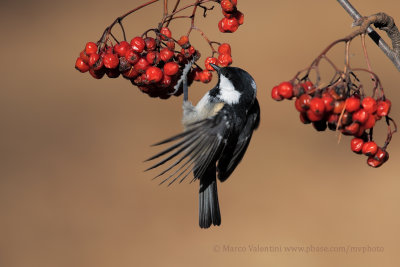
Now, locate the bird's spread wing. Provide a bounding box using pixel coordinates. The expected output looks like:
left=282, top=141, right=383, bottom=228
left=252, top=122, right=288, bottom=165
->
left=217, top=98, right=260, bottom=182
left=145, top=105, right=233, bottom=186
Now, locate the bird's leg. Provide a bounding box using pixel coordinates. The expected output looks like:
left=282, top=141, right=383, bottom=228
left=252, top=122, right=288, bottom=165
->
left=183, top=73, right=188, bottom=102
left=169, top=57, right=196, bottom=101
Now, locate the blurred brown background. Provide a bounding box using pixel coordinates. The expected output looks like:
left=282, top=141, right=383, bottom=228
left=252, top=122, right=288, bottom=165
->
left=1, top=0, right=399, bottom=266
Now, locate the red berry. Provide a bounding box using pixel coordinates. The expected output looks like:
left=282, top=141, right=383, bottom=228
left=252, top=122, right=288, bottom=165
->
left=322, top=94, right=334, bottom=113
left=218, top=53, right=232, bottom=67
left=309, top=97, right=325, bottom=116
left=85, top=42, right=98, bottom=55
left=295, top=94, right=312, bottom=112
left=103, top=53, right=119, bottom=69
left=163, top=62, right=179, bottom=76
left=218, top=43, right=232, bottom=55
left=221, top=0, right=235, bottom=12
left=166, top=40, right=175, bottom=51
left=79, top=50, right=90, bottom=64
left=134, top=74, right=148, bottom=85
left=122, top=67, right=139, bottom=79
left=367, top=157, right=382, bottom=168
left=333, top=100, right=345, bottom=114
left=88, top=53, right=100, bottom=67
left=146, top=51, right=160, bottom=65
left=362, top=141, right=378, bottom=156
left=160, top=74, right=172, bottom=88
left=219, top=17, right=239, bottom=33
left=301, top=81, right=314, bottom=92
left=89, top=68, right=106, bottom=79
left=134, top=57, right=150, bottom=73
left=234, top=10, right=244, bottom=25
left=376, top=100, right=391, bottom=117
left=361, top=97, right=377, bottom=114
left=188, top=46, right=196, bottom=55
left=218, top=19, right=224, bottom=32
left=352, top=108, right=369, bottom=125
left=306, top=110, right=323, bottom=122
left=125, top=50, right=140, bottom=65
left=200, top=70, right=212, bottom=83
left=299, top=112, right=311, bottom=124
left=146, top=66, right=163, bottom=83
left=144, top=37, right=157, bottom=51
left=345, top=96, right=361, bottom=113
left=342, top=122, right=360, bottom=136
left=367, top=147, right=389, bottom=168
left=118, top=57, right=132, bottom=73
left=75, top=57, right=90, bottom=73
left=300, top=94, right=312, bottom=110
left=271, top=86, right=283, bottom=101
left=160, top=48, right=174, bottom=62
left=363, top=114, right=376, bottom=129
left=340, top=111, right=352, bottom=127
left=294, top=98, right=302, bottom=112
left=277, top=82, right=293, bottom=99
left=160, top=27, right=172, bottom=40
left=177, top=36, right=190, bottom=48
left=205, top=57, right=218, bottom=71
left=193, top=67, right=203, bottom=81
left=89, top=53, right=104, bottom=71
left=130, top=37, right=146, bottom=53
left=114, top=41, right=130, bottom=57
left=350, top=138, right=364, bottom=154
left=327, top=113, right=339, bottom=131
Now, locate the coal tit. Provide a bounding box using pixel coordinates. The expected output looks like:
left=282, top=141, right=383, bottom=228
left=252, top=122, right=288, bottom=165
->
left=145, top=63, right=260, bottom=228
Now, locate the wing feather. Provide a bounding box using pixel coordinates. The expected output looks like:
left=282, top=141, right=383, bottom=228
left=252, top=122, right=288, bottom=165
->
left=145, top=104, right=233, bottom=185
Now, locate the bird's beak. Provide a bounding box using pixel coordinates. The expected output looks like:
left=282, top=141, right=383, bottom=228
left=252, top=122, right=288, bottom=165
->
left=209, top=63, right=221, bottom=73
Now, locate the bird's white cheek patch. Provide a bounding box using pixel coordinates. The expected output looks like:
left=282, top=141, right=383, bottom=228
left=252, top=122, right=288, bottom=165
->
left=219, top=75, right=240, bottom=104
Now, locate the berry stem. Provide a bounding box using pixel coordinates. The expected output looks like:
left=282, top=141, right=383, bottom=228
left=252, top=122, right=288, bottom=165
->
left=384, top=116, right=397, bottom=149
left=361, top=34, right=373, bottom=74
left=192, top=27, right=217, bottom=54
left=117, top=18, right=127, bottom=42
left=343, top=41, right=351, bottom=75
left=187, top=0, right=201, bottom=36
left=163, top=0, right=217, bottom=24
left=165, top=0, right=181, bottom=27
left=98, top=0, right=160, bottom=47
left=164, top=0, right=168, bottom=17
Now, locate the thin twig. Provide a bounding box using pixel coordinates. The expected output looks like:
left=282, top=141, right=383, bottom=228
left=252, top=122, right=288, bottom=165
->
left=98, top=0, right=160, bottom=45
left=361, top=34, right=375, bottom=80
left=165, top=0, right=181, bottom=27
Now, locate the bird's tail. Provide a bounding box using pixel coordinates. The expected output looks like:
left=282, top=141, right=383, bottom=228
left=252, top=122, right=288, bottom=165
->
left=199, top=167, right=221, bottom=228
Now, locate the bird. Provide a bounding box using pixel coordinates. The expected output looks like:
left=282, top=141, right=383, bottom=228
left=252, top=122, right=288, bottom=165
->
left=145, top=63, right=260, bottom=228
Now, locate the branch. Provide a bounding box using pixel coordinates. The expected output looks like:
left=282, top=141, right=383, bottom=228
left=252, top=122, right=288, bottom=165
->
left=337, top=0, right=400, bottom=71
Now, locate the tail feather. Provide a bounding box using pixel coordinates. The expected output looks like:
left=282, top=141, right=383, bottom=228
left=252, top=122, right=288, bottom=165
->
left=199, top=178, right=221, bottom=229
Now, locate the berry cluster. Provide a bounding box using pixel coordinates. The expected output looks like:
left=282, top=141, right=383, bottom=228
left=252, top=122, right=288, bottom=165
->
left=271, top=80, right=395, bottom=168
left=75, top=0, right=241, bottom=99
left=218, top=0, right=244, bottom=33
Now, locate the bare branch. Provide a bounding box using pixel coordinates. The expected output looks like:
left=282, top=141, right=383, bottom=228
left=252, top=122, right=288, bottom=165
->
left=337, top=0, right=400, bottom=71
